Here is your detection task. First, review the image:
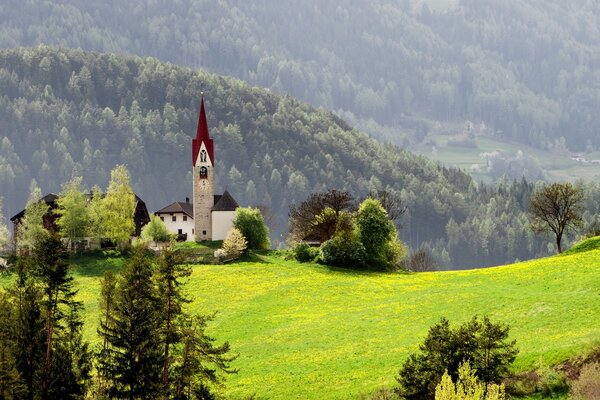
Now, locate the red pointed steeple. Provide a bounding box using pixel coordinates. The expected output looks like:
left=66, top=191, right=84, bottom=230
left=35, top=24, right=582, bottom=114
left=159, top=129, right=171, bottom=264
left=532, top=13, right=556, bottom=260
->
left=192, top=95, right=214, bottom=166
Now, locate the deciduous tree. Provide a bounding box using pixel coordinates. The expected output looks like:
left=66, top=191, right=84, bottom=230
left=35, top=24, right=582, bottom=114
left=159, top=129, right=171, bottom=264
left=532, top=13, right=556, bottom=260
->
left=55, top=176, right=89, bottom=248
left=529, top=182, right=584, bottom=253
left=102, top=165, right=135, bottom=246
left=17, top=183, right=49, bottom=252
left=233, top=207, right=270, bottom=250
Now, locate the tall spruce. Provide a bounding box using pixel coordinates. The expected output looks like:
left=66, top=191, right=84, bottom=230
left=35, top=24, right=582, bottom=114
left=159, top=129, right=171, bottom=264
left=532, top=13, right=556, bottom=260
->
left=156, top=247, right=190, bottom=399
left=97, top=246, right=163, bottom=399
left=32, top=234, right=89, bottom=399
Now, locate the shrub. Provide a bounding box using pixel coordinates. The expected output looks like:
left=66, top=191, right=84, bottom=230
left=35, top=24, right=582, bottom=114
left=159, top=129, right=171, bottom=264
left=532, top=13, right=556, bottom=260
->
left=396, top=316, right=518, bottom=400
left=222, top=228, right=247, bottom=258
left=233, top=207, right=270, bottom=250
left=141, top=214, right=170, bottom=242
left=213, top=248, right=227, bottom=262
left=571, top=362, right=600, bottom=400
left=320, top=236, right=366, bottom=268
left=409, top=247, right=438, bottom=272
left=293, top=242, right=318, bottom=263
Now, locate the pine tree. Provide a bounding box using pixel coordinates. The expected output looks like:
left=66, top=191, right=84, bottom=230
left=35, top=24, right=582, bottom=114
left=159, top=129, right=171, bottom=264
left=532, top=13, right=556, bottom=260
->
left=97, top=246, right=163, bottom=399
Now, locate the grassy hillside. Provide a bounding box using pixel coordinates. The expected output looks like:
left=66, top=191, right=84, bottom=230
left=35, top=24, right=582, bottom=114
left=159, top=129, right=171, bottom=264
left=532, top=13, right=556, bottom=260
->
left=4, top=240, right=595, bottom=399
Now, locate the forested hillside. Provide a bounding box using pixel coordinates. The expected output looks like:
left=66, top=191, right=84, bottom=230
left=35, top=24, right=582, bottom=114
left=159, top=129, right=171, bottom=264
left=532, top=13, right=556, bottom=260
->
left=2, top=47, right=600, bottom=268
left=1, top=0, right=599, bottom=153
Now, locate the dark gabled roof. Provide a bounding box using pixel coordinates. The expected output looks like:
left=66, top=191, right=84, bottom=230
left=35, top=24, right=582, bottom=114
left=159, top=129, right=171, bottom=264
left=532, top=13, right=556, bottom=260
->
left=212, top=190, right=238, bottom=212
left=10, top=193, right=59, bottom=222
left=155, top=201, right=194, bottom=218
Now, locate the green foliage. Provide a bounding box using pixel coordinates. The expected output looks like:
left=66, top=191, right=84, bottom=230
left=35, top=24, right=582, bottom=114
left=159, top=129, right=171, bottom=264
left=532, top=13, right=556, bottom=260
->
left=435, top=362, right=505, bottom=400
left=292, top=242, right=319, bottom=263
left=356, top=199, right=401, bottom=270
left=562, top=236, right=600, bottom=256
left=221, top=228, right=247, bottom=259
left=96, top=246, right=163, bottom=399
left=102, top=165, right=135, bottom=246
left=55, top=176, right=89, bottom=246
left=233, top=208, right=270, bottom=250
left=86, top=185, right=105, bottom=241
left=17, top=183, right=49, bottom=252
left=396, top=316, right=518, bottom=400
left=141, top=214, right=170, bottom=243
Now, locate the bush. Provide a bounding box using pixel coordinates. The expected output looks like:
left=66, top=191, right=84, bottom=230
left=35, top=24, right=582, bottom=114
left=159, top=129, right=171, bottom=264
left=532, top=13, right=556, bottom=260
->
left=293, top=242, right=318, bottom=262
left=320, top=235, right=365, bottom=268
left=222, top=228, right=247, bottom=258
left=409, top=247, right=438, bottom=272
left=571, top=362, right=600, bottom=400
left=396, top=316, right=518, bottom=400
left=233, top=207, right=270, bottom=250
left=141, top=214, right=170, bottom=242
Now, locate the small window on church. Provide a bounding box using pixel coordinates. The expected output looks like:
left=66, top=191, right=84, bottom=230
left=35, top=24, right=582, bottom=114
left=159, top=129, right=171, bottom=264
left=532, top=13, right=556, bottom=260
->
left=202, top=230, right=207, bottom=235
left=200, top=150, right=207, bottom=162
left=199, top=167, right=207, bottom=179
left=178, top=229, right=183, bottom=234
left=172, top=216, right=176, bottom=222
left=183, top=215, right=187, bottom=221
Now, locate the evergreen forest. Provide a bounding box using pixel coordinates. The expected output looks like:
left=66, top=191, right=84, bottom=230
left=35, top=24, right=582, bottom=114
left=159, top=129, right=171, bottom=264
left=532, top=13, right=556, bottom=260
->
left=3, top=47, right=600, bottom=268
left=1, top=0, right=599, bottom=152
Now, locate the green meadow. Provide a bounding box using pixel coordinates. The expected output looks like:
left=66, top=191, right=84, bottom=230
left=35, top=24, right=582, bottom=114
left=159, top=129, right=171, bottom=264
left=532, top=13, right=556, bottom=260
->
left=3, top=240, right=600, bottom=399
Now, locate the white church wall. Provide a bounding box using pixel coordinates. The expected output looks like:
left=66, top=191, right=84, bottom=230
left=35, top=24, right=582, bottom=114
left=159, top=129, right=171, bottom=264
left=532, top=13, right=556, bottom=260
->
left=158, top=212, right=195, bottom=241
left=212, top=211, right=236, bottom=241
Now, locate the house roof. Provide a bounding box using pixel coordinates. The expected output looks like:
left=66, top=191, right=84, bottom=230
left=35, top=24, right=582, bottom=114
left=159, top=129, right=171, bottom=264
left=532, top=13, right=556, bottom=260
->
left=192, top=96, right=214, bottom=166
left=155, top=201, right=194, bottom=218
left=10, top=193, right=59, bottom=222
left=212, top=190, right=239, bottom=211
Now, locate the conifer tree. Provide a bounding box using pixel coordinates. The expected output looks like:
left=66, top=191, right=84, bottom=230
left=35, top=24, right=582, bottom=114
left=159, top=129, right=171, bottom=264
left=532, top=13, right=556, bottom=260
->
left=97, top=246, right=163, bottom=399
left=0, top=292, right=27, bottom=400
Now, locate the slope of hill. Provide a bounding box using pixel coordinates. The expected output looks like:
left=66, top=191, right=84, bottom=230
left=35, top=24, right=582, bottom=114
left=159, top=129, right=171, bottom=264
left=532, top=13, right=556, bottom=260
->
left=11, top=239, right=596, bottom=399
left=2, top=0, right=600, bottom=171
left=5, top=46, right=588, bottom=268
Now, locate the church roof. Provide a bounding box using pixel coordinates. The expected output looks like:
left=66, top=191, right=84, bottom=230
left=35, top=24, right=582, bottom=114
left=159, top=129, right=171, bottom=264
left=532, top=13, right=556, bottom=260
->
left=192, top=96, right=214, bottom=166
left=155, top=201, right=194, bottom=218
left=212, top=190, right=239, bottom=212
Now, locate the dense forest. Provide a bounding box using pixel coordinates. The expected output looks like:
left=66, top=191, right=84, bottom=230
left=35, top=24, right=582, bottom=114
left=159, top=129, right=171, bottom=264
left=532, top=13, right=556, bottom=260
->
left=1, top=0, right=599, bottom=152
left=3, top=47, right=600, bottom=268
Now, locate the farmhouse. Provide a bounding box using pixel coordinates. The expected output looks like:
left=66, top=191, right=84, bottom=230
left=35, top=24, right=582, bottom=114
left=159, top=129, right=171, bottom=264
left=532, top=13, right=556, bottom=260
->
left=154, top=96, right=239, bottom=241
left=10, top=192, right=151, bottom=243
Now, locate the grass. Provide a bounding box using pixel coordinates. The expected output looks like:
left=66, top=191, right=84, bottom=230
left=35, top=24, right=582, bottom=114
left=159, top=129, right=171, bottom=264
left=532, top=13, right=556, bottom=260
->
left=2, top=241, right=600, bottom=399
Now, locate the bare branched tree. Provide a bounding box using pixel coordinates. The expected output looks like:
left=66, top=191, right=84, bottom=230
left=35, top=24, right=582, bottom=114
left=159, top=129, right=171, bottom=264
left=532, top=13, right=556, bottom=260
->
left=529, top=182, right=584, bottom=253
left=409, top=247, right=438, bottom=272
left=366, top=190, right=407, bottom=226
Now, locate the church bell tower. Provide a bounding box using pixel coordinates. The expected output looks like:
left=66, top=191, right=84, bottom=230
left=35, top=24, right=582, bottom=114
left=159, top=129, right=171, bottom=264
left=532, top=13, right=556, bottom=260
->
left=192, top=95, right=214, bottom=241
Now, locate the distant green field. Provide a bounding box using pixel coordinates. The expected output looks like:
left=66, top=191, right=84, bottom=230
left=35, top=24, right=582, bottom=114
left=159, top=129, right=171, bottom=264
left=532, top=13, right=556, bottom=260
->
left=415, top=133, right=600, bottom=183
left=2, top=242, right=600, bottom=399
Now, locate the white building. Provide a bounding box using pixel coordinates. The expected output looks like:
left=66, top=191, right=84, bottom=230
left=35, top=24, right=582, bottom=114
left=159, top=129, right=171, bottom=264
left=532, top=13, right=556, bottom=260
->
left=154, top=96, right=239, bottom=241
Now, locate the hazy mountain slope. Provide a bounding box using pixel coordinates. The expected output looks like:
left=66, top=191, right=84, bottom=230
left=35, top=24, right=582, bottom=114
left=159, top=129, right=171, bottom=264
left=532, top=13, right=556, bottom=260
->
left=1, top=0, right=599, bottom=154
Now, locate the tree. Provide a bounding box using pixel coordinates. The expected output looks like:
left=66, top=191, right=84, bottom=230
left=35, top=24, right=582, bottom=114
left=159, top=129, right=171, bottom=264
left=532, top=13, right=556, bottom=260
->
left=17, top=183, right=49, bottom=252
left=529, top=182, right=584, bottom=253
left=97, top=246, right=163, bottom=399
left=55, top=176, right=89, bottom=248
left=141, top=214, right=171, bottom=243
left=222, top=228, right=247, bottom=258
left=102, top=165, right=136, bottom=246
left=155, top=247, right=190, bottom=399
left=356, top=198, right=404, bottom=270
left=367, top=190, right=407, bottom=226
left=32, top=234, right=90, bottom=399
left=320, top=211, right=366, bottom=268
left=86, top=185, right=105, bottom=243
left=435, top=362, right=505, bottom=400
left=0, top=292, right=27, bottom=400
left=396, top=316, right=518, bottom=400
left=409, top=248, right=438, bottom=272
left=233, top=207, right=270, bottom=250
left=288, top=189, right=354, bottom=243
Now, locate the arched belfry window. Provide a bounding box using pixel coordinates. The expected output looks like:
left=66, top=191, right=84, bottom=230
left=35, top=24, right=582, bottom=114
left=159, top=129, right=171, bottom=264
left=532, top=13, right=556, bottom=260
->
left=200, top=150, right=207, bottom=163
left=199, top=166, right=208, bottom=179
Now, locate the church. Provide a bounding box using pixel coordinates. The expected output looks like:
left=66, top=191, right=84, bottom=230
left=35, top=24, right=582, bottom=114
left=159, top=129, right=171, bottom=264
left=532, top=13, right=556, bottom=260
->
left=155, top=96, right=239, bottom=241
